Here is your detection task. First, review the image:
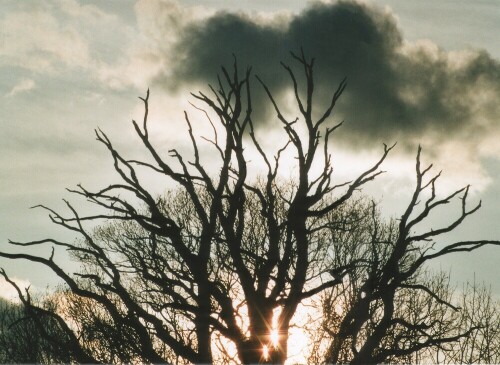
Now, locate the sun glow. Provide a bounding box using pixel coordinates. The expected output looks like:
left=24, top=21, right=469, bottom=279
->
left=261, top=329, right=279, bottom=361
left=262, top=344, right=270, bottom=361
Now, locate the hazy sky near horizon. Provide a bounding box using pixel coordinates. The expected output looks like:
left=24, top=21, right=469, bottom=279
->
left=0, top=0, right=499, bottom=300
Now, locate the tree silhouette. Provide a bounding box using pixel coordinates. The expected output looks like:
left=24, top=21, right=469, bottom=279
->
left=0, top=52, right=499, bottom=364
left=309, top=184, right=500, bottom=364
left=0, top=293, right=74, bottom=363
left=318, top=146, right=500, bottom=364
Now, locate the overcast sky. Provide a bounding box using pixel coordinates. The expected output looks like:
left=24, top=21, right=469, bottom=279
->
left=0, top=0, right=499, bottom=300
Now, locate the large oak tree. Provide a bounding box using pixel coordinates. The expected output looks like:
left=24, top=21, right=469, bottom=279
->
left=1, top=53, right=498, bottom=364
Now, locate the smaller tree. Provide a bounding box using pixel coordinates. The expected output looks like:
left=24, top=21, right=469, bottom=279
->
left=442, top=280, right=500, bottom=364
left=0, top=287, right=74, bottom=363
left=318, top=148, right=500, bottom=364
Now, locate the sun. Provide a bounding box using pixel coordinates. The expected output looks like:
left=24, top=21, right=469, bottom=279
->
left=262, top=344, right=270, bottom=361
left=261, top=329, right=280, bottom=361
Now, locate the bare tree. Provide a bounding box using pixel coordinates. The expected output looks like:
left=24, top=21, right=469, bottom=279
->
left=0, top=292, right=75, bottom=363
left=318, top=149, right=500, bottom=364
left=0, top=52, right=394, bottom=364
left=1, top=52, right=498, bottom=365
left=440, top=280, right=500, bottom=364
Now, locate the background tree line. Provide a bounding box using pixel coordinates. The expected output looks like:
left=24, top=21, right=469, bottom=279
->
left=1, top=52, right=499, bottom=364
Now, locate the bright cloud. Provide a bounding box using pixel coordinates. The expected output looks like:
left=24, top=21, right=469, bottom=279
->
left=0, top=0, right=133, bottom=90
left=5, top=78, right=36, bottom=97
left=0, top=8, right=90, bottom=72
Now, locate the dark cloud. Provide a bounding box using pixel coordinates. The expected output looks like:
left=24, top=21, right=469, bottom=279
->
left=156, top=1, right=500, bottom=148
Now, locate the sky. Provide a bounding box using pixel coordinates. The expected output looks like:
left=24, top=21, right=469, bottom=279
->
left=0, top=0, right=499, bottom=300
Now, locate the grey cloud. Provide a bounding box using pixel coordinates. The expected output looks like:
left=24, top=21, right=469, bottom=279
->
left=155, top=1, right=500, bottom=148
